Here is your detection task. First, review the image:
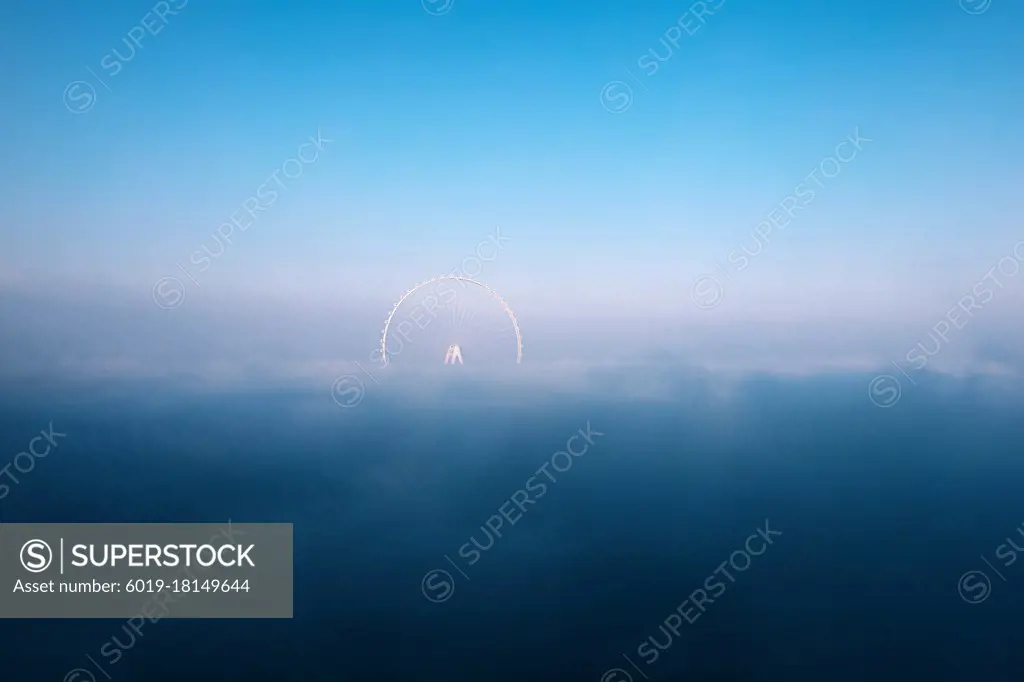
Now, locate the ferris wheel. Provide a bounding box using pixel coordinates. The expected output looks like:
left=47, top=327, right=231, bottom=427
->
left=379, top=275, right=522, bottom=367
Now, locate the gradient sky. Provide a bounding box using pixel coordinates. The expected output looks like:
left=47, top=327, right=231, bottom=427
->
left=2, top=0, right=1022, bottom=379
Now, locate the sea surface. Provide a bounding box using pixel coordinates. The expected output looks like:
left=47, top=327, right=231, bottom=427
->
left=0, top=372, right=1022, bottom=681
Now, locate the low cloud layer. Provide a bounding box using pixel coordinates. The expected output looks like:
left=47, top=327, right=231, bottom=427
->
left=2, top=285, right=1022, bottom=395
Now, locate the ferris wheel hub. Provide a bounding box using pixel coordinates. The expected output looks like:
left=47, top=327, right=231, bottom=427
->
left=444, top=344, right=464, bottom=365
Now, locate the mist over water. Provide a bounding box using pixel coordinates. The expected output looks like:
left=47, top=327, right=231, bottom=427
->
left=1, top=373, right=1022, bottom=680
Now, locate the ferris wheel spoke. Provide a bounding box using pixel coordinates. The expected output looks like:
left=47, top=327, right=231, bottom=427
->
left=459, top=305, right=478, bottom=329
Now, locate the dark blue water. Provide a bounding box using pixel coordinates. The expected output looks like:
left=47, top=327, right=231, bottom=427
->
left=1, top=373, right=1022, bottom=681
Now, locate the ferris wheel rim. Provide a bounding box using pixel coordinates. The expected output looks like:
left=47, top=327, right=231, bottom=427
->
left=380, top=275, right=522, bottom=366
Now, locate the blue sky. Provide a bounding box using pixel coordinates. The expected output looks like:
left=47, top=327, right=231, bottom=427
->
left=1, top=0, right=1022, bottom=380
